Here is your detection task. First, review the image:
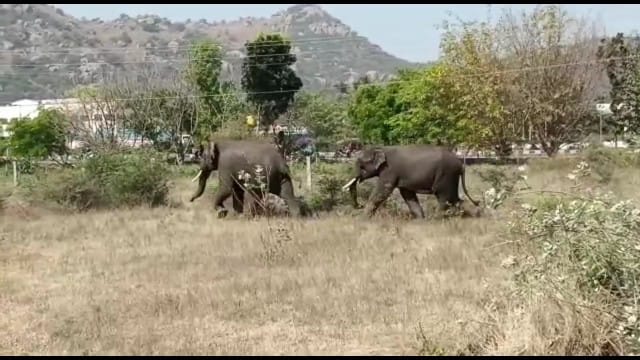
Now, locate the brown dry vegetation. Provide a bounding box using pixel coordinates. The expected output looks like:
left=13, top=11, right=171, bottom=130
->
left=1, top=156, right=639, bottom=355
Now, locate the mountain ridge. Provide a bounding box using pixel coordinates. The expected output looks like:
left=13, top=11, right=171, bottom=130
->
left=0, top=4, right=423, bottom=104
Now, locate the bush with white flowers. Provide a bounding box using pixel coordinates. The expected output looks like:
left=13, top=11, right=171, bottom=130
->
left=509, top=161, right=640, bottom=354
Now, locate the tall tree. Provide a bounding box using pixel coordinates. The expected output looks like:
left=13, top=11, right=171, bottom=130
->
left=241, top=33, right=303, bottom=130
left=597, top=32, right=640, bottom=141
left=185, top=40, right=231, bottom=137
left=497, top=5, right=602, bottom=156
left=439, top=17, right=514, bottom=156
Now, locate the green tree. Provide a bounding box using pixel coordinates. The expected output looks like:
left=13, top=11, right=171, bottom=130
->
left=388, top=65, right=476, bottom=147
left=439, top=17, right=512, bottom=155
left=597, top=32, right=640, bottom=141
left=9, top=108, right=68, bottom=159
left=185, top=40, right=231, bottom=137
left=285, top=92, right=354, bottom=151
left=347, top=81, right=400, bottom=145
left=241, top=33, right=303, bottom=130
left=347, top=66, right=476, bottom=147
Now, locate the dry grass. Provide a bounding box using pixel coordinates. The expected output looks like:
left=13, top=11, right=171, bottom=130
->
left=1, top=156, right=638, bottom=355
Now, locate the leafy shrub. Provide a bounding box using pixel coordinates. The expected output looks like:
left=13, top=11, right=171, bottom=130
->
left=24, top=150, right=170, bottom=210
left=508, top=161, right=640, bottom=354
left=474, top=165, right=530, bottom=209
left=305, top=163, right=352, bottom=212
left=302, top=162, right=403, bottom=215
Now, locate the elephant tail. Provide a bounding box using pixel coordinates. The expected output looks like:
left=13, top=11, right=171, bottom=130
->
left=460, top=166, right=480, bottom=207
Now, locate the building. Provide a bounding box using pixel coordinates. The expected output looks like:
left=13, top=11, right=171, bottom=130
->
left=0, top=98, right=84, bottom=138
left=0, top=98, right=147, bottom=149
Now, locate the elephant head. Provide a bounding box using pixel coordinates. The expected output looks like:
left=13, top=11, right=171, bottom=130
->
left=342, top=147, right=387, bottom=208
left=189, top=141, right=219, bottom=202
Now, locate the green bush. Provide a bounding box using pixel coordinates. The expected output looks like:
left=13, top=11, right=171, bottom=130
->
left=24, top=150, right=170, bottom=210
left=305, top=163, right=353, bottom=212
left=508, top=161, right=640, bottom=354
left=302, top=162, right=403, bottom=215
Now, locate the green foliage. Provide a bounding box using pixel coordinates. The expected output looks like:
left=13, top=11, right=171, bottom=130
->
left=23, top=150, right=170, bottom=210
left=389, top=65, right=476, bottom=147
left=347, top=81, right=399, bottom=145
left=0, top=138, right=8, bottom=154
left=347, top=65, right=476, bottom=147
left=506, top=161, right=640, bottom=354
left=241, top=33, right=303, bottom=128
left=598, top=33, right=640, bottom=139
left=306, top=163, right=352, bottom=212
left=439, top=17, right=511, bottom=154
left=473, top=165, right=530, bottom=209
left=186, top=40, right=239, bottom=137
left=9, top=108, right=68, bottom=159
left=286, top=92, right=354, bottom=151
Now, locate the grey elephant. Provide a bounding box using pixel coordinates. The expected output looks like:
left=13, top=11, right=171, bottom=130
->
left=342, top=144, right=480, bottom=218
left=189, top=139, right=303, bottom=218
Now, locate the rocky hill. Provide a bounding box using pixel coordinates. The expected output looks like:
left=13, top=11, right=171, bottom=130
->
left=0, top=4, right=422, bottom=104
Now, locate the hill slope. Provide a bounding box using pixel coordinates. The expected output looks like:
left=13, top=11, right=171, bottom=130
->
left=0, top=4, right=422, bottom=104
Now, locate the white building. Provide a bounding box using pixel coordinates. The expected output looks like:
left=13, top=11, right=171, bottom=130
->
left=0, top=98, right=143, bottom=149
left=0, top=98, right=84, bottom=138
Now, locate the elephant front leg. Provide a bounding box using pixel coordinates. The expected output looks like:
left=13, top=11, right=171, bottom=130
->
left=399, top=188, right=425, bottom=219
left=213, top=185, right=233, bottom=218
left=363, top=180, right=395, bottom=218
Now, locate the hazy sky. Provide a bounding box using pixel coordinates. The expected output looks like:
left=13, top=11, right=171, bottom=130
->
left=55, top=4, right=640, bottom=63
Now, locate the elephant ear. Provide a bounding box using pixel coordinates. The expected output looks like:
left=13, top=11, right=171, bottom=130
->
left=372, top=149, right=387, bottom=170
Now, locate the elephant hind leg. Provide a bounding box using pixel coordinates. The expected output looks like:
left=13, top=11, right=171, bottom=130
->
left=399, top=188, right=425, bottom=219
left=278, top=178, right=302, bottom=217
left=435, top=189, right=462, bottom=215
left=231, top=184, right=245, bottom=215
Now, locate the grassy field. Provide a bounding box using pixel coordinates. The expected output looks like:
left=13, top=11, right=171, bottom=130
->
left=1, top=153, right=639, bottom=355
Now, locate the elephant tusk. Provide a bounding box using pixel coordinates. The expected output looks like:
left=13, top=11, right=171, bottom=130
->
left=342, top=177, right=357, bottom=191
left=191, top=170, right=203, bottom=183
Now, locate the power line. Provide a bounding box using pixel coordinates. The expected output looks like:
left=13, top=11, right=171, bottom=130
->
left=0, top=54, right=627, bottom=108
left=0, top=47, right=363, bottom=69
left=0, top=50, right=628, bottom=82
left=0, top=35, right=371, bottom=55
left=0, top=60, right=351, bottom=82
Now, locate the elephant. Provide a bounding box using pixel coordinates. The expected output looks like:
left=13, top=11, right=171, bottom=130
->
left=341, top=144, right=480, bottom=218
left=189, top=139, right=303, bottom=218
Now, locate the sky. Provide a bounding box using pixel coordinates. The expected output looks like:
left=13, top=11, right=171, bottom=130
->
left=54, top=4, right=640, bottom=63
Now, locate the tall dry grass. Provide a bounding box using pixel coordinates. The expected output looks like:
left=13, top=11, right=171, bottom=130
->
left=1, top=152, right=638, bottom=355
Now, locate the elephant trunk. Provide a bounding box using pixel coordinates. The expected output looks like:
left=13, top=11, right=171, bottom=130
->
left=189, top=168, right=212, bottom=202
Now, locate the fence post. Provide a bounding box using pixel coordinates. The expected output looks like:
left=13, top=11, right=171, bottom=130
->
left=12, top=159, right=17, bottom=187
left=305, top=155, right=312, bottom=191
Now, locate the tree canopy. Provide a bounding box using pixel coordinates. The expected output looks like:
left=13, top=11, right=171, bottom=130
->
left=241, top=33, right=303, bottom=130
left=9, top=108, right=69, bottom=159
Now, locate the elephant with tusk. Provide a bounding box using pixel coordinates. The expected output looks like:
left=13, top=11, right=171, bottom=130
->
left=189, top=139, right=304, bottom=218
left=342, top=144, right=480, bottom=218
